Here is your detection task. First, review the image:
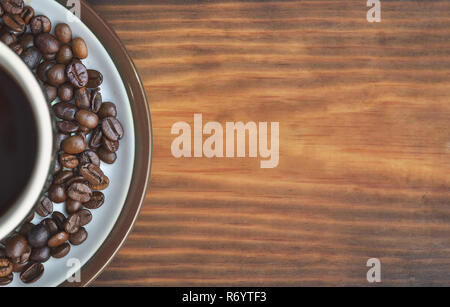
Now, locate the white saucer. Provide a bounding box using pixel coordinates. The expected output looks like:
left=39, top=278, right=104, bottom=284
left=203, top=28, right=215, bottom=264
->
left=6, top=0, right=136, bottom=287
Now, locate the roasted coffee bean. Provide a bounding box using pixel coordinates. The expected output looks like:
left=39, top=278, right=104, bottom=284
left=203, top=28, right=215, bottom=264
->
left=67, top=182, right=92, bottom=203
left=51, top=243, right=70, bottom=259
left=30, top=246, right=51, bottom=263
left=54, top=23, right=72, bottom=44
left=79, top=163, right=104, bottom=186
left=97, top=147, right=117, bottom=164
left=48, top=184, right=67, bottom=203
left=79, top=150, right=100, bottom=166
left=72, top=37, right=88, bottom=59
left=20, top=47, right=42, bottom=69
left=56, top=133, right=69, bottom=151
left=66, top=199, right=82, bottom=214
left=87, top=70, right=103, bottom=88
left=53, top=102, right=78, bottom=121
left=74, top=87, right=90, bottom=109
left=59, top=153, right=79, bottom=169
left=77, top=209, right=92, bottom=226
left=30, top=15, right=51, bottom=34
left=20, top=5, right=34, bottom=24
left=102, top=117, right=124, bottom=141
left=36, top=197, right=53, bottom=217
left=0, top=32, right=16, bottom=45
left=57, top=83, right=74, bottom=102
left=89, top=127, right=103, bottom=149
left=47, top=63, right=67, bottom=86
left=3, top=13, right=25, bottom=33
left=83, top=191, right=105, bottom=210
left=89, top=88, right=102, bottom=113
left=89, top=173, right=110, bottom=191
left=62, top=135, right=86, bottom=154
left=43, top=84, right=57, bottom=102
left=0, top=258, right=13, bottom=278
left=10, top=42, right=22, bottom=55
left=41, top=218, right=59, bottom=236
left=20, top=262, right=44, bottom=284
left=37, top=61, right=54, bottom=82
left=0, top=247, right=5, bottom=258
left=103, top=137, right=119, bottom=153
left=66, top=61, right=88, bottom=88
left=56, top=44, right=73, bottom=64
left=76, top=110, right=98, bottom=129
left=97, top=102, right=117, bottom=119
left=35, top=33, right=60, bottom=54
left=69, top=227, right=88, bottom=246
left=48, top=231, right=69, bottom=248
left=27, top=224, right=49, bottom=248
left=58, top=83, right=74, bottom=101
left=92, top=95, right=102, bottom=113
left=0, top=274, right=13, bottom=286
left=19, top=223, right=34, bottom=236
left=19, top=33, right=34, bottom=49
left=57, top=120, right=79, bottom=134
left=25, top=212, right=34, bottom=223
left=1, top=0, right=24, bottom=15
left=64, top=214, right=81, bottom=234
left=51, top=212, right=66, bottom=230
left=5, top=234, right=29, bottom=262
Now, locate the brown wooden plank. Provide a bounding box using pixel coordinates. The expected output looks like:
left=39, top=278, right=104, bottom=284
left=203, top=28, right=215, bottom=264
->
left=90, top=0, right=450, bottom=286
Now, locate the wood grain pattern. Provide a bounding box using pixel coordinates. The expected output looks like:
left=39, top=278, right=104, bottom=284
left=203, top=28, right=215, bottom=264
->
left=90, top=0, right=450, bottom=286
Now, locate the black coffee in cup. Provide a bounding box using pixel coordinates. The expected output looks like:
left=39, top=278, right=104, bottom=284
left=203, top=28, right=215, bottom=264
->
left=0, top=68, right=37, bottom=215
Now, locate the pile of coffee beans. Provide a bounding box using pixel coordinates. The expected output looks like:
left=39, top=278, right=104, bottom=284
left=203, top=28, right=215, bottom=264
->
left=0, top=0, right=124, bottom=285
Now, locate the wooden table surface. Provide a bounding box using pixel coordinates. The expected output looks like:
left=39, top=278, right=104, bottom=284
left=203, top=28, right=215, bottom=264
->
left=90, top=0, right=450, bottom=286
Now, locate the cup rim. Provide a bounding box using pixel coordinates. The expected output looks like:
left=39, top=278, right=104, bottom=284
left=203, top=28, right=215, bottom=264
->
left=0, top=43, right=54, bottom=240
